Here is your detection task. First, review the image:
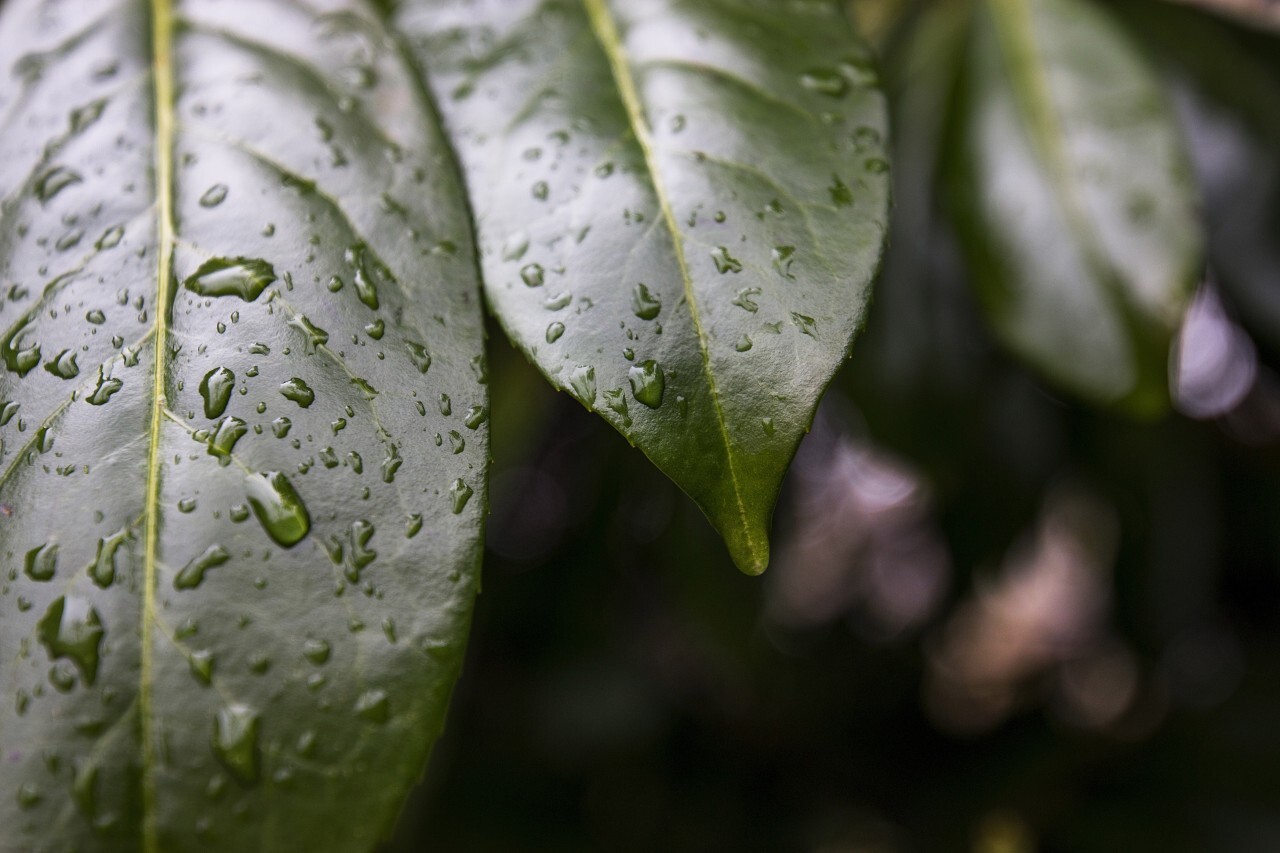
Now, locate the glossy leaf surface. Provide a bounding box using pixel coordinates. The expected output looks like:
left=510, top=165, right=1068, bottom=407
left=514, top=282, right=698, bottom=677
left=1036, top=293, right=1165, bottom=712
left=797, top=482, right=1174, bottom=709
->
left=948, top=0, right=1201, bottom=415
left=0, top=1, right=486, bottom=849
left=397, top=0, right=890, bottom=573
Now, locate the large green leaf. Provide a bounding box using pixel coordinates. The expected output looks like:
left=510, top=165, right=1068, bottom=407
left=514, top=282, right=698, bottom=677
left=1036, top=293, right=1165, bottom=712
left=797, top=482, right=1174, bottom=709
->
left=395, top=0, right=890, bottom=574
left=0, top=1, right=486, bottom=849
left=947, top=0, right=1201, bottom=415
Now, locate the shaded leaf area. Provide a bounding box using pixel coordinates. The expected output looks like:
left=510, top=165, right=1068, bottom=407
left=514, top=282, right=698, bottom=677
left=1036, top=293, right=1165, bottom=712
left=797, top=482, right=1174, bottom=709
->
left=382, top=5, right=1280, bottom=849
left=396, top=0, right=889, bottom=573
left=0, top=0, right=485, bottom=850
left=946, top=0, right=1201, bottom=416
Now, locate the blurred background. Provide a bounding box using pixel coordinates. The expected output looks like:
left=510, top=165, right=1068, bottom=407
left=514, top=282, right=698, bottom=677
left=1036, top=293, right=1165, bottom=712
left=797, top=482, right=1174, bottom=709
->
left=384, top=1, right=1280, bottom=849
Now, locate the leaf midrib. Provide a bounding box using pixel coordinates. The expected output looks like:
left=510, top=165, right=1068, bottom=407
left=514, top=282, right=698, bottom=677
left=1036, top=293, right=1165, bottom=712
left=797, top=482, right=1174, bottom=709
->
left=141, top=0, right=175, bottom=848
left=580, top=0, right=766, bottom=574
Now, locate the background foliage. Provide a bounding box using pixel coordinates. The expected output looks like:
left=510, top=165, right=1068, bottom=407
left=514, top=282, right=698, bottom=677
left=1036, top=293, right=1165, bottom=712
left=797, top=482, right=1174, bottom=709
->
left=383, top=0, right=1280, bottom=849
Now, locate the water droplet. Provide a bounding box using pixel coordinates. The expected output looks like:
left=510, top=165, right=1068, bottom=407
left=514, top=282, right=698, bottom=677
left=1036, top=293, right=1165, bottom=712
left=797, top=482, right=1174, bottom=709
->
left=791, top=312, right=818, bottom=337
left=771, top=245, right=796, bottom=279
left=207, top=417, right=247, bottom=458
left=800, top=68, right=848, bottom=97
left=545, top=321, right=565, bottom=343
left=520, top=263, right=545, bottom=288
left=463, top=405, right=488, bottom=429
left=35, top=166, right=82, bottom=202
left=86, top=309, right=107, bottom=325
left=246, top=471, right=310, bottom=547
left=448, top=430, right=465, bottom=453
left=199, top=367, right=235, bottom=419
left=44, top=349, right=78, bottom=380
left=569, top=365, right=596, bottom=404
left=531, top=180, right=549, bottom=200
left=277, top=377, right=315, bottom=409
left=178, top=497, right=198, bottom=514
left=88, top=530, right=128, bottom=588
left=1, top=323, right=40, bottom=376
left=406, top=514, right=423, bottom=538
left=25, top=543, right=58, bottom=581
left=199, top=184, right=228, bottom=207
left=304, top=639, right=330, bottom=664
left=271, top=418, right=292, bottom=439
left=289, top=314, right=329, bottom=352
left=381, top=445, right=402, bottom=483
left=175, top=545, right=230, bottom=590
left=631, top=283, right=662, bottom=320
left=213, top=704, right=260, bottom=784
left=449, top=479, right=474, bottom=514
left=407, top=341, right=431, bottom=374
left=603, top=388, right=631, bottom=426
left=95, top=226, right=125, bottom=250
left=71, top=760, right=98, bottom=820
left=829, top=175, right=853, bottom=207
left=437, top=394, right=451, bottom=416
left=864, top=157, right=888, bottom=174
left=344, top=244, right=381, bottom=310
left=711, top=246, right=742, bottom=274
left=351, top=377, right=378, bottom=399
left=36, top=596, right=104, bottom=685
left=735, top=335, right=753, bottom=352
left=70, top=99, right=107, bottom=134
left=184, top=257, right=276, bottom=301
left=501, top=233, right=530, bottom=261
left=354, top=688, right=389, bottom=723
left=365, top=319, right=385, bottom=340
left=17, top=783, right=41, bottom=809
left=544, top=291, right=571, bottom=311
left=628, top=361, right=665, bottom=409
left=190, top=650, right=214, bottom=685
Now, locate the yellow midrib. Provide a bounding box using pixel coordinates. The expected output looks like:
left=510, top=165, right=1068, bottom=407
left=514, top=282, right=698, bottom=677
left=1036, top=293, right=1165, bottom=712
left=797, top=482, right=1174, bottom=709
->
left=142, top=0, right=174, bottom=848
left=580, top=0, right=765, bottom=573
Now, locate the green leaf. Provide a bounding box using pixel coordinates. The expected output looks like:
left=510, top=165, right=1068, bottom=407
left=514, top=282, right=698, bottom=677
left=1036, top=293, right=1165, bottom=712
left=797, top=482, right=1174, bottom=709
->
left=946, top=0, right=1201, bottom=415
left=0, top=1, right=485, bottom=850
left=395, top=0, right=890, bottom=574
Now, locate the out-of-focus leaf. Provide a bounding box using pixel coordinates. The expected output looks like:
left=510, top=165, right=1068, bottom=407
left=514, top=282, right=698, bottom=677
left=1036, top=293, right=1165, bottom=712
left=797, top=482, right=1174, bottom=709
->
left=395, top=0, right=890, bottom=574
left=947, top=0, right=1201, bottom=415
left=1162, top=0, right=1280, bottom=32
left=0, top=1, right=486, bottom=849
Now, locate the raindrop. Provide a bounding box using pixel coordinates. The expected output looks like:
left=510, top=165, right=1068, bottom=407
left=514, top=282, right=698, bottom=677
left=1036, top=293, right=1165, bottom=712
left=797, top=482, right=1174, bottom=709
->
left=628, top=361, right=665, bottom=409
left=213, top=704, right=260, bottom=784
left=791, top=312, right=818, bottom=337
left=569, top=365, right=596, bottom=404
left=199, top=184, right=229, bottom=207
left=207, top=417, right=247, bottom=458
left=531, top=180, right=549, bottom=200
left=437, top=394, right=451, bottom=416
left=407, top=341, right=432, bottom=374
left=1, top=323, right=40, bottom=376
left=88, top=530, right=128, bottom=588
left=174, top=545, right=231, bottom=590
left=501, top=233, right=530, bottom=261
left=735, top=335, right=753, bottom=352
left=520, top=263, right=545, bottom=288
left=544, top=291, right=571, bottom=311
left=190, top=650, right=214, bottom=685
left=463, top=405, right=488, bottom=429
left=303, top=639, right=330, bottom=664
left=44, top=349, right=79, bottom=380
left=184, top=257, right=276, bottom=301
left=279, top=377, right=314, bottom=408
left=603, top=388, right=631, bottom=426
left=449, top=479, right=474, bottom=514
left=354, top=689, right=389, bottom=723
left=800, top=68, right=848, bottom=97
left=37, top=596, right=104, bottom=684
left=199, top=367, right=235, bottom=419
left=711, top=246, right=742, bottom=274
left=25, top=543, right=58, bottom=581
left=289, top=314, right=329, bottom=353
left=34, top=166, right=82, bottom=202
left=829, top=175, right=853, bottom=207
left=631, top=283, right=662, bottom=320
left=95, top=226, right=125, bottom=250
left=344, top=244, right=381, bottom=310
left=864, top=157, right=888, bottom=174
left=245, top=471, right=310, bottom=547
left=381, top=445, right=402, bottom=483
left=771, top=246, right=796, bottom=279
left=365, top=319, right=385, bottom=340
left=545, top=322, right=565, bottom=343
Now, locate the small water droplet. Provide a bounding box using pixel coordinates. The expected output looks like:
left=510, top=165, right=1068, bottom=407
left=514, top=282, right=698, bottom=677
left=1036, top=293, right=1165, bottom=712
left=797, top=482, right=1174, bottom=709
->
left=381, top=445, right=402, bottom=483
left=95, top=226, right=125, bottom=250
left=35, top=166, right=82, bottom=202
left=545, top=321, right=565, bottom=343
left=175, top=545, right=230, bottom=590
left=569, top=365, right=596, bottom=404
left=437, top=394, right=451, bottom=416
left=344, top=244, right=381, bottom=310
left=761, top=416, right=775, bottom=435
left=800, top=68, right=848, bottom=97
left=199, top=184, right=229, bottom=207
left=501, top=233, right=530, bottom=261
left=354, top=688, right=389, bottom=723
left=520, top=263, right=545, bottom=288
left=829, top=175, right=853, bottom=207
left=190, top=650, right=214, bottom=684
left=631, top=283, right=662, bottom=320
left=531, top=180, right=549, bottom=200
left=213, top=704, right=260, bottom=784
left=791, top=312, right=818, bottom=337
left=406, top=514, right=423, bottom=538
left=271, top=417, right=292, bottom=438
left=865, top=157, right=888, bottom=174
left=246, top=471, right=310, bottom=547
left=628, top=361, right=665, bottom=409
left=407, top=342, right=432, bottom=374
left=199, top=367, right=235, bottom=419
left=735, top=335, right=753, bottom=352
left=88, top=530, right=128, bottom=588
left=449, top=479, right=474, bottom=514
left=304, top=639, right=331, bottom=664
left=711, top=246, right=742, bottom=274
left=544, top=291, right=571, bottom=311
left=184, top=258, right=276, bottom=301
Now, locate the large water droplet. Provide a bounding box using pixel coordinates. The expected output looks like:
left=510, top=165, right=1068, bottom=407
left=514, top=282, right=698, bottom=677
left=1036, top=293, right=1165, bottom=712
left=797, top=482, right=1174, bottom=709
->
left=449, top=479, right=474, bottom=514
left=344, top=243, right=381, bottom=310
left=246, top=471, right=310, bottom=547
left=545, top=322, right=565, bottom=343
left=36, top=596, right=104, bottom=685
left=35, top=166, right=82, bottom=202
left=25, top=543, right=58, bottom=581
left=354, top=689, right=390, bottom=723
left=406, top=342, right=431, bottom=374
left=175, top=545, right=231, bottom=590
left=88, top=530, right=129, bottom=588
left=631, top=283, right=662, bottom=320
left=303, top=639, right=331, bottom=665
left=628, top=361, right=665, bottom=409
left=86, top=367, right=123, bottom=405
left=279, top=377, right=314, bottom=408
left=213, top=704, right=260, bottom=784
left=207, top=417, right=248, bottom=458
left=199, top=367, right=235, bottom=419
left=1, top=323, right=40, bottom=376
left=184, top=258, right=276, bottom=301
left=710, top=246, right=742, bottom=274
left=520, top=263, right=545, bottom=288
